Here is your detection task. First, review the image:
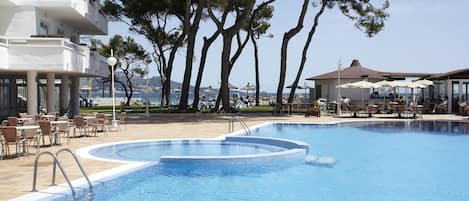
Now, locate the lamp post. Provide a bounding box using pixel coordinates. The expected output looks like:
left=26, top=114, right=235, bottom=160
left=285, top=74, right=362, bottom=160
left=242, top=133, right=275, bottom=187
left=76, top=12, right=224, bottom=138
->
left=337, top=60, right=343, bottom=116
left=107, top=49, right=118, bottom=130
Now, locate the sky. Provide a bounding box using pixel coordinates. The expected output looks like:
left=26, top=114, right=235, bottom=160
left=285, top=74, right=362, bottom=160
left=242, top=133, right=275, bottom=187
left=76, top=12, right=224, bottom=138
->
left=96, top=0, right=469, bottom=93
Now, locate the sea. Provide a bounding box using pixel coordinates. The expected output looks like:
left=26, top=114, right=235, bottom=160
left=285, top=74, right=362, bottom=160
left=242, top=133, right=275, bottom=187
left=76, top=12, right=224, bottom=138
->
left=80, top=90, right=276, bottom=106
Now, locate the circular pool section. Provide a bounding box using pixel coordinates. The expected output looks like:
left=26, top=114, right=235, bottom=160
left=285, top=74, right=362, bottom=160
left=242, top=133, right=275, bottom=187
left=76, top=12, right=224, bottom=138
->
left=80, top=136, right=309, bottom=164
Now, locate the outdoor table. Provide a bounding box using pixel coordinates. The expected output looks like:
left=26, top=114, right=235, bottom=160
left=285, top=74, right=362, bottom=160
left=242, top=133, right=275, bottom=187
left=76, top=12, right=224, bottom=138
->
left=17, top=117, right=33, bottom=125
left=17, top=117, right=33, bottom=121
left=50, top=120, right=69, bottom=125
left=83, top=116, right=96, bottom=120
left=42, top=114, right=56, bottom=121
left=16, top=125, right=40, bottom=155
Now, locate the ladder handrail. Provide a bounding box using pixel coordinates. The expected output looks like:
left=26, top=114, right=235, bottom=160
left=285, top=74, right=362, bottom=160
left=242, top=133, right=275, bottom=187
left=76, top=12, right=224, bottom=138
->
left=32, top=151, right=75, bottom=194
left=229, top=116, right=251, bottom=135
left=238, top=117, right=251, bottom=135
left=53, top=148, right=92, bottom=189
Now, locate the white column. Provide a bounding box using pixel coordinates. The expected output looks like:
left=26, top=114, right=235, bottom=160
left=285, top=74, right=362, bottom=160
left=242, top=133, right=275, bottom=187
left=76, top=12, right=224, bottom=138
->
left=60, top=75, right=70, bottom=114
left=46, top=73, right=56, bottom=113
left=459, top=81, right=463, bottom=101
left=27, top=71, right=38, bottom=115
left=447, top=80, right=452, bottom=113
left=69, top=76, right=80, bottom=117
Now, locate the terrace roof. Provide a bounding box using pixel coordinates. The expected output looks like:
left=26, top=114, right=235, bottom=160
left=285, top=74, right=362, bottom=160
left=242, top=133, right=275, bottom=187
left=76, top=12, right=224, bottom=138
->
left=306, top=59, right=433, bottom=81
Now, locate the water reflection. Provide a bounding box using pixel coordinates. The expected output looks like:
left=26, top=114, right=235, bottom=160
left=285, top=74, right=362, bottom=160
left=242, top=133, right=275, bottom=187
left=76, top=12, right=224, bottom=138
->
left=339, top=121, right=469, bottom=135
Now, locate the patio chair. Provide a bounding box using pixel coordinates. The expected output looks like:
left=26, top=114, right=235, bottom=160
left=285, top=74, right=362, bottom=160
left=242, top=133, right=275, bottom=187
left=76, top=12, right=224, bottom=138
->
left=1, top=120, right=8, bottom=127
left=95, top=113, right=109, bottom=133
left=1, top=127, right=24, bottom=159
left=21, top=123, right=40, bottom=154
left=87, top=118, right=101, bottom=137
left=55, top=121, right=70, bottom=144
left=350, top=105, right=359, bottom=118
left=394, top=105, right=410, bottom=118
left=305, top=107, right=320, bottom=117
left=72, top=116, right=88, bottom=137
left=376, top=103, right=385, bottom=114
left=410, top=105, right=423, bottom=119
left=0, top=135, right=4, bottom=160
left=34, top=114, right=43, bottom=121
left=433, top=103, right=448, bottom=113
left=37, top=120, right=58, bottom=146
left=366, top=105, right=376, bottom=117
left=7, top=117, right=18, bottom=126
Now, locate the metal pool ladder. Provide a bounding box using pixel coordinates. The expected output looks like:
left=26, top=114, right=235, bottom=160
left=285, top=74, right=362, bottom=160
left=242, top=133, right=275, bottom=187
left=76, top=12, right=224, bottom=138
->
left=32, top=148, right=92, bottom=195
left=229, top=116, right=251, bottom=135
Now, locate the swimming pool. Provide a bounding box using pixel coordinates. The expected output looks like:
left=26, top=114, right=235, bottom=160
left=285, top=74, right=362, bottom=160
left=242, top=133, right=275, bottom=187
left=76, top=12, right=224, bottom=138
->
left=24, top=121, right=469, bottom=201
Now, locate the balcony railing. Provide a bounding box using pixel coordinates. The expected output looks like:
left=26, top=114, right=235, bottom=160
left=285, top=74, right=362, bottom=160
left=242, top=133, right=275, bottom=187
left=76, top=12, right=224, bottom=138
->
left=71, top=0, right=107, bottom=34
left=0, top=36, right=107, bottom=76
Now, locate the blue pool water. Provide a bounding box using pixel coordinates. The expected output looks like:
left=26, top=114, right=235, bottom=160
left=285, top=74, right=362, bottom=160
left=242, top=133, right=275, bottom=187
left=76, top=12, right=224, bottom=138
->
left=76, top=121, right=469, bottom=201
left=89, top=141, right=285, bottom=162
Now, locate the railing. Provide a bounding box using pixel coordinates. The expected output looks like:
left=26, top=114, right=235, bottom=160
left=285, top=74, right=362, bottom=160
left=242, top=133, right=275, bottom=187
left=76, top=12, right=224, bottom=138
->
left=229, top=116, right=251, bottom=135
left=32, top=151, right=75, bottom=194
left=32, top=149, right=92, bottom=195
left=5, top=36, right=86, bottom=54
left=0, top=35, right=108, bottom=76
left=72, top=0, right=107, bottom=32
left=52, top=148, right=92, bottom=189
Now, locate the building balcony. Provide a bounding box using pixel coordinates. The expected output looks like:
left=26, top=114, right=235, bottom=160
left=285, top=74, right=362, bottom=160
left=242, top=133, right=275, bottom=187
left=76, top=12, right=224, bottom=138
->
left=0, top=36, right=108, bottom=77
left=10, top=0, right=108, bottom=35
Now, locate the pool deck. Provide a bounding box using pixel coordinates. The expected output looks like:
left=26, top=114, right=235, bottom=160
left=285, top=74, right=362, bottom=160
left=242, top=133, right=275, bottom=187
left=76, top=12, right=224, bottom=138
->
left=1, top=113, right=467, bottom=200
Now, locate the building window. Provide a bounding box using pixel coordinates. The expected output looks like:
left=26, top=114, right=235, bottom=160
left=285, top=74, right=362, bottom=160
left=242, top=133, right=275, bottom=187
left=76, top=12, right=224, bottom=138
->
left=57, top=28, right=65, bottom=36
left=0, top=79, right=10, bottom=110
left=39, top=21, right=49, bottom=35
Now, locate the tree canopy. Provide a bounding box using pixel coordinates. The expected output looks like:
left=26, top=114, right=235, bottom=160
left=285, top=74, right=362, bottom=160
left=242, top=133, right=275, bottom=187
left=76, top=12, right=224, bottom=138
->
left=99, top=0, right=390, bottom=112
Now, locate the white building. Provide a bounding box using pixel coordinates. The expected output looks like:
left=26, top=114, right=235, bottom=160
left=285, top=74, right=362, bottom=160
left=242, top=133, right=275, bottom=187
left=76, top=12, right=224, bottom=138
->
left=0, top=0, right=108, bottom=118
left=306, top=60, right=430, bottom=105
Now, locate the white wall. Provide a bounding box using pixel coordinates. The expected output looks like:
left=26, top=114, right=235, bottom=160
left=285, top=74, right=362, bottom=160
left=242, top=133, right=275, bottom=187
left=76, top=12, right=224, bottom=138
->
left=8, top=46, right=64, bottom=70
left=0, top=40, right=7, bottom=68
left=0, top=6, right=36, bottom=37
left=316, top=78, right=382, bottom=104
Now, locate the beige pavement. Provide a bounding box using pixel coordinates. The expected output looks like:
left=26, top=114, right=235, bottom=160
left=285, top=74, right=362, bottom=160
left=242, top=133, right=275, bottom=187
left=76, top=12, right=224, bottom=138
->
left=0, top=113, right=467, bottom=200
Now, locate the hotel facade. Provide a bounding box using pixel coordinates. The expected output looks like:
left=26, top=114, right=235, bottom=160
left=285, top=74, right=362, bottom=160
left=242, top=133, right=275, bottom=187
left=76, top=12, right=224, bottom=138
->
left=0, top=0, right=108, bottom=119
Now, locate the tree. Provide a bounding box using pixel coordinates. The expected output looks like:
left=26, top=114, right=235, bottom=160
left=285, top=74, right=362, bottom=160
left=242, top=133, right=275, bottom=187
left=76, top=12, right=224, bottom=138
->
left=275, top=0, right=310, bottom=111
left=192, top=30, right=222, bottom=110
left=94, top=35, right=151, bottom=106
left=245, top=2, right=274, bottom=106
left=277, top=0, right=390, bottom=107
left=179, top=1, right=205, bottom=111
left=207, top=0, right=275, bottom=112
left=102, top=0, right=188, bottom=107
left=206, top=0, right=256, bottom=112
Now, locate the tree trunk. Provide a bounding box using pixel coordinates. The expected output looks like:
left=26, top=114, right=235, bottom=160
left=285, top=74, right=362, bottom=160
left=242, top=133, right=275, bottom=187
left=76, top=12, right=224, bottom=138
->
left=165, top=34, right=186, bottom=107
left=287, top=1, right=326, bottom=103
left=122, top=66, right=134, bottom=106
left=214, top=31, right=250, bottom=112
left=192, top=31, right=221, bottom=110
left=116, top=80, right=128, bottom=107
left=276, top=0, right=310, bottom=111
left=179, top=3, right=203, bottom=111
left=251, top=33, right=261, bottom=106
left=220, top=36, right=233, bottom=112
